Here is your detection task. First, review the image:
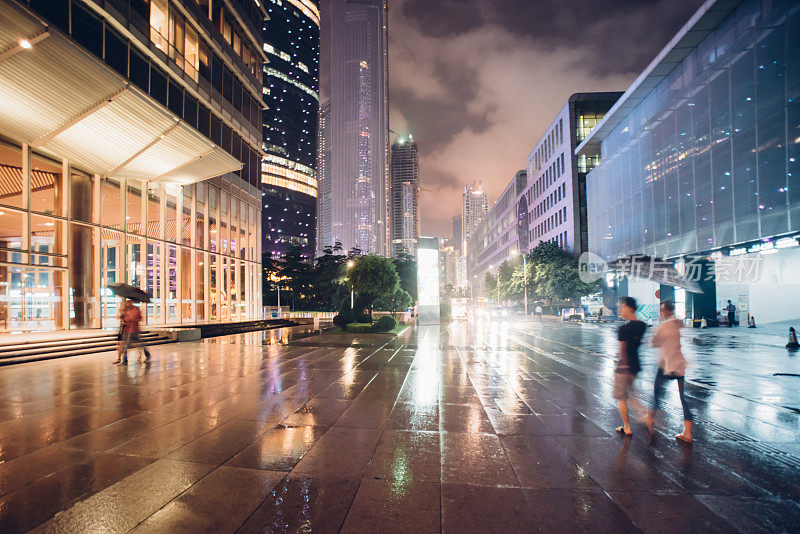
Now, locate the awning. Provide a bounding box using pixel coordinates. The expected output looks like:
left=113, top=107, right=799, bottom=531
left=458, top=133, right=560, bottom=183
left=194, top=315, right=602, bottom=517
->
left=0, top=0, right=242, bottom=185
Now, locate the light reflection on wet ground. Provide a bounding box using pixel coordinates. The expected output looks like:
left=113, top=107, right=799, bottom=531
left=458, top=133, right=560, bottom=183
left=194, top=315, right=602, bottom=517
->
left=0, top=322, right=798, bottom=532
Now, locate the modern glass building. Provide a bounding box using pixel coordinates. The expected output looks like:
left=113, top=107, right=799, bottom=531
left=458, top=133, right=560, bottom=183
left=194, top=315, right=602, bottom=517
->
left=0, top=0, right=264, bottom=332
left=580, top=0, right=800, bottom=324
left=261, top=0, right=319, bottom=262
left=389, top=136, right=419, bottom=257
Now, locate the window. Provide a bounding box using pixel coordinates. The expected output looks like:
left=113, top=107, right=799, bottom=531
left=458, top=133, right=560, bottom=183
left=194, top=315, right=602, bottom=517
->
left=104, top=26, right=128, bottom=76
left=72, top=2, right=103, bottom=58
left=199, top=41, right=211, bottom=82
left=150, top=0, right=169, bottom=52
left=184, top=25, right=199, bottom=81
left=129, top=48, right=149, bottom=91
left=168, top=9, right=185, bottom=69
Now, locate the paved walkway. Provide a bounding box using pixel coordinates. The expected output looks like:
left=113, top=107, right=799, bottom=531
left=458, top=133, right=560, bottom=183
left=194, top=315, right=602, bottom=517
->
left=0, top=321, right=798, bottom=532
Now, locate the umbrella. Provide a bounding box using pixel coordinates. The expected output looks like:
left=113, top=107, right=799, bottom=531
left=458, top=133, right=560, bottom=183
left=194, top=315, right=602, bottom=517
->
left=607, top=255, right=703, bottom=293
left=108, top=283, right=151, bottom=303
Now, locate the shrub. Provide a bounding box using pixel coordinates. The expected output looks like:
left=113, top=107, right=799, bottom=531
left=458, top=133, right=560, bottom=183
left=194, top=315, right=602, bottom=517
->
left=355, top=311, right=371, bottom=324
left=334, top=300, right=352, bottom=331
left=375, top=315, right=397, bottom=332
left=347, top=323, right=376, bottom=333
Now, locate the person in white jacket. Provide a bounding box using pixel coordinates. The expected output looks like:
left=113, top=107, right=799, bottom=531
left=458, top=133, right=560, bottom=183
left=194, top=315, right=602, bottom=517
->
left=644, top=300, right=694, bottom=443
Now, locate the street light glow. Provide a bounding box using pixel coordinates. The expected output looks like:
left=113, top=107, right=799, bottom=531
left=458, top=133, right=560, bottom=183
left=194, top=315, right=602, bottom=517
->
left=19, top=39, right=32, bottom=49
left=346, top=260, right=354, bottom=268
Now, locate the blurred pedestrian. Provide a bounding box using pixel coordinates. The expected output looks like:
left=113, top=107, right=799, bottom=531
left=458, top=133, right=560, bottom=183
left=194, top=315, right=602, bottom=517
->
left=644, top=301, right=693, bottom=444
left=725, top=300, right=736, bottom=327
left=116, top=299, right=150, bottom=365
left=614, top=296, right=646, bottom=436
left=748, top=316, right=756, bottom=328
left=112, top=300, right=130, bottom=364
left=787, top=327, right=800, bottom=349
left=535, top=304, right=543, bottom=321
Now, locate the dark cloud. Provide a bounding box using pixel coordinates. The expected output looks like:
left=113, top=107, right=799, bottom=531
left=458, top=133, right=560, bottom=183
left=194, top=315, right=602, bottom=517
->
left=319, top=0, right=704, bottom=237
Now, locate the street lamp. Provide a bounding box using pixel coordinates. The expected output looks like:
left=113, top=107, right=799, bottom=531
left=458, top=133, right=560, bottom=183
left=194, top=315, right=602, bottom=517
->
left=511, top=249, right=528, bottom=316
left=346, top=260, right=355, bottom=309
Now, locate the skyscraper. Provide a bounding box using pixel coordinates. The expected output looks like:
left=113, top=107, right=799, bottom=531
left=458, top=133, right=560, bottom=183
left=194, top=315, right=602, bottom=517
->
left=261, top=0, right=321, bottom=262
left=452, top=215, right=463, bottom=253
left=328, top=0, right=389, bottom=255
left=390, top=136, right=419, bottom=257
left=462, top=180, right=489, bottom=246
left=316, top=101, right=332, bottom=255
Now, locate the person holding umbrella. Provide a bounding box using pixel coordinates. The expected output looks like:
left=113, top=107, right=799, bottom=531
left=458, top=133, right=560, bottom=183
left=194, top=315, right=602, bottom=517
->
left=108, top=283, right=151, bottom=364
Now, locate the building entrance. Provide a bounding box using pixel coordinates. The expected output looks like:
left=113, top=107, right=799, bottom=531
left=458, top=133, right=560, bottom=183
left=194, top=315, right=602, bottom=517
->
left=0, top=264, right=65, bottom=333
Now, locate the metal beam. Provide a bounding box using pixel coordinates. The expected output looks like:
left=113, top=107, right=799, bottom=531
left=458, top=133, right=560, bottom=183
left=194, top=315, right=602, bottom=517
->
left=103, top=120, right=180, bottom=177
left=0, top=31, right=49, bottom=64
left=30, top=85, right=129, bottom=147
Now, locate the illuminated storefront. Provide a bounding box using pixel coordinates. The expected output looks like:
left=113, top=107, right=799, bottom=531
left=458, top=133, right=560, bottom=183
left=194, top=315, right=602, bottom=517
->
left=0, top=0, right=263, bottom=331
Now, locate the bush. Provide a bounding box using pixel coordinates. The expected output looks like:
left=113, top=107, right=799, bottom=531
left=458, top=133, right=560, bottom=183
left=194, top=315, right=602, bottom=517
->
left=355, top=311, right=371, bottom=324
left=347, top=323, right=376, bottom=333
left=334, top=300, right=352, bottom=331
left=375, top=315, right=397, bottom=332
left=333, top=314, right=349, bottom=331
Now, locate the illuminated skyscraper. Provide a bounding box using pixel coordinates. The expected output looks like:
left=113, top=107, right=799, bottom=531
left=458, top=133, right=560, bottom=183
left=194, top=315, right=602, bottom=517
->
left=462, top=180, right=489, bottom=245
left=390, top=136, right=419, bottom=257
left=328, top=0, right=389, bottom=255
left=261, top=0, right=321, bottom=262
left=316, top=101, right=332, bottom=255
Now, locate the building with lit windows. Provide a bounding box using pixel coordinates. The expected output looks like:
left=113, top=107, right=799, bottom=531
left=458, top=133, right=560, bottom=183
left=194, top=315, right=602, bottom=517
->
left=389, top=136, right=419, bottom=257
left=316, top=101, right=332, bottom=255
left=466, top=171, right=526, bottom=296
left=579, top=0, right=800, bottom=325
left=326, top=0, right=389, bottom=255
left=0, top=0, right=264, bottom=332
left=261, top=0, right=320, bottom=262
left=524, top=93, right=621, bottom=257
left=462, top=180, right=489, bottom=246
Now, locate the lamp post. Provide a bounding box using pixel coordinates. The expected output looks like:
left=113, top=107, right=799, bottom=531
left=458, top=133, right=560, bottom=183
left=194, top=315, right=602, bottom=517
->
left=346, top=260, right=355, bottom=309
left=512, top=249, right=528, bottom=315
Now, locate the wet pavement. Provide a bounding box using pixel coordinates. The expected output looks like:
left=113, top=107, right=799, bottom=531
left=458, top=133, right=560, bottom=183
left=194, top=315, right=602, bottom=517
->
left=0, top=321, right=799, bottom=533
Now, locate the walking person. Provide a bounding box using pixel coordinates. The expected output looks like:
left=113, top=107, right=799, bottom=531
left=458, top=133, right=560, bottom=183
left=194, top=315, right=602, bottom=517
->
left=644, top=301, right=693, bottom=443
left=725, top=300, right=736, bottom=327
left=112, top=300, right=130, bottom=364
left=116, top=299, right=151, bottom=365
left=535, top=304, right=543, bottom=321
left=614, top=297, right=647, bottom=436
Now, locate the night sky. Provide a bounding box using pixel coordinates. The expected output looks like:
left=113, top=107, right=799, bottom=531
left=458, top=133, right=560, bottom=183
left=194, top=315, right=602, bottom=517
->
left=319, top=0, right=704, bottom=238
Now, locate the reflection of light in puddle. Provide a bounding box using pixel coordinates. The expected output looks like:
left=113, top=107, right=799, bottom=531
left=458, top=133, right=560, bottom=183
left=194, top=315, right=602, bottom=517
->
left=390, top=448, right=410, bottom=497
left=412, top=348, right=439, bottom=405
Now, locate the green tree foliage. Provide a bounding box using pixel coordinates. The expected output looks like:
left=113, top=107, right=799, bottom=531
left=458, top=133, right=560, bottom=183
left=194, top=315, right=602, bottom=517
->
left=348, top=255, right=400, bottom=319
left=374, top=288, right=413, bottom=316
left=490, top=242, right=597, bottom=305
left=392, top=252, right=417, bottom=301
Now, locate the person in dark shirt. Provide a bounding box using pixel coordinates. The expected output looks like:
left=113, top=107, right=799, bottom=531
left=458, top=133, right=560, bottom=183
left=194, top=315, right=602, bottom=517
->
left=614, top=296, right=647, bottom=436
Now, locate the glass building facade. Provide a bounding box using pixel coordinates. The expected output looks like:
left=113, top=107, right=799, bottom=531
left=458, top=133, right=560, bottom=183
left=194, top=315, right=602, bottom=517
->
left=586, top=0, right=799, bottom=261
left=583, top=0, right=800, bottom=324
left=0, top=0, right=263, bottom=332
left=261, top=0, right=320, bottom=262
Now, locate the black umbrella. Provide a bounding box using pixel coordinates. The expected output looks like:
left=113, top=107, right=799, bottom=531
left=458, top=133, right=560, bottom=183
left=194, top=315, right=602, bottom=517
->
left=108, top=283, right=151, bottom=303
left=607, top=255, right=703, bottom=293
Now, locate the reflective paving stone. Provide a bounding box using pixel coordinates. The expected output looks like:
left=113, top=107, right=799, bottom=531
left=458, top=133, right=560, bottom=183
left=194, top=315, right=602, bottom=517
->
left=1, top=321, right=798, bottom=532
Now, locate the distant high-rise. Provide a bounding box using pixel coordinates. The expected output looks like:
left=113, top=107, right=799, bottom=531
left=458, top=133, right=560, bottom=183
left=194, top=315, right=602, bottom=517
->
left=328, top=0, right=389, bottom=255
left=452, top=215, right=463, bottom=253
left=390, top=136, right=419, bottom=257
left=462, top=180, right=489, bottom=246
left=261, top=0, right=321, bottom=262
left=317, top=101, right=332, bottom=254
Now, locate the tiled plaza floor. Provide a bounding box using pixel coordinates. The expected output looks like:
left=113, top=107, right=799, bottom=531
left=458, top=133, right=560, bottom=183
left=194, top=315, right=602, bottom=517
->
left=0, top=320, right=798, bottom=533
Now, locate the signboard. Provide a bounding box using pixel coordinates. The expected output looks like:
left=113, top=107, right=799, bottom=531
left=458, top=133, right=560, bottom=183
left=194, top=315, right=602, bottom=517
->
left=416, top=237, right=440, bottom=325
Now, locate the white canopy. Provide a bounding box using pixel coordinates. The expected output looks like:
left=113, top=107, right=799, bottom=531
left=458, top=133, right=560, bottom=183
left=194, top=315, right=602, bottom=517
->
left=0, top=1, right=242, bottom=185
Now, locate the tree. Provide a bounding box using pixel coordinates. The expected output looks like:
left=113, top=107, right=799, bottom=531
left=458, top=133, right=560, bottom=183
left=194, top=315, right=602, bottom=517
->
left=484, top=272, right=497, bottom=300
left=348, top=255, right=400, bottom=320
left=393, top=252, right=417, bottom=301
left=374, top=288, right=413, bottom=317
left=527, top=242, right=597, bottom=303
left=309, top=246, right=348, bottom=311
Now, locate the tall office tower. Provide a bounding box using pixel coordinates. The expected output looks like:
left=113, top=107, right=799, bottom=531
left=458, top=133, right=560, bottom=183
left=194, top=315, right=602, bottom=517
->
left=329, top=0, right=389, bottom=255
left=452, top=215, right=463, bottom=253
left=0, top=0, right=265, bottom=331
left=316, top=101, right=332, bottom=254
left=462, top=180, right=489, bottom=245
left=261, top=0, right=321, bottom=263
left=389, top=136, right=419, bottom=257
